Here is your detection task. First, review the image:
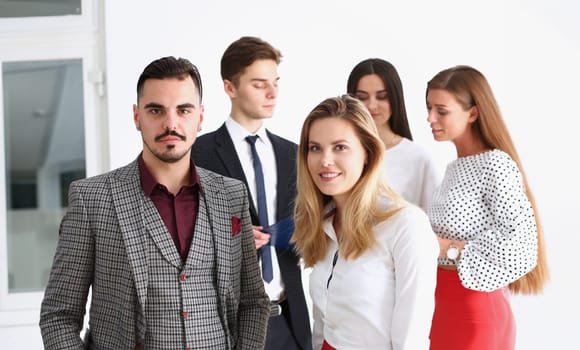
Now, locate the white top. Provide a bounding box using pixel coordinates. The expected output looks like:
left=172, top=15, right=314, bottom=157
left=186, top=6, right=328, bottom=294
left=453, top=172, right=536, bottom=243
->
left=384, top=138, right=439, bottom=210
left=225, top=117, right=284, bottom=300
left=427, top=149, right=538, bottom=292
left=310, top=202, right=438, bottom=350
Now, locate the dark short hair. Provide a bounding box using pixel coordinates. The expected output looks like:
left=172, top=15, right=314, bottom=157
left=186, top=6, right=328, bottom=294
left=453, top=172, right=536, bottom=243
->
left=220, top=36, right=282, bottom=86
left=136, top=56, right=202, bottom=101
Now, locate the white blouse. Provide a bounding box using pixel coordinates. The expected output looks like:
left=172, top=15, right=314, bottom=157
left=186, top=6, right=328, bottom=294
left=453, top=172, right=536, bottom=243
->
left=383, top=138, right=439, bottom=210
left=427, top=149, right=538, bottom=292
left=309, top=203, right=438, bottom=350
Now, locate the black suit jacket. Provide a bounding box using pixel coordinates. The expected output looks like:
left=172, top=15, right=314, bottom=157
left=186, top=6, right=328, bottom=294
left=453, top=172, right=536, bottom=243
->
left=192, top=123, right=311, bottom=349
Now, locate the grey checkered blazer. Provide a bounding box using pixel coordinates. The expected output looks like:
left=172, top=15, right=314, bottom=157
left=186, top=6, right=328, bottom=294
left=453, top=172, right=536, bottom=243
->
left=40, top=159, right=270, bottom=349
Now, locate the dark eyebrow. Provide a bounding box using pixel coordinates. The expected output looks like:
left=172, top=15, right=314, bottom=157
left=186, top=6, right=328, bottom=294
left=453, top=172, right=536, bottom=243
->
left=251, top=77, right=280, bottom=83
left=177, top=103, right=196, bottom=109
left=143, top=102, right=196, bottom=109
left=355, top=89, right=387, bottom=94
left=144, top=102, right=164, bottom=109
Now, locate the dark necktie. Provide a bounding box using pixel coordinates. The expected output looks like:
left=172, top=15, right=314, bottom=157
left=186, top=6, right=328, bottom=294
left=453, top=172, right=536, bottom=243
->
left=245, top=135, right=273, bottom=282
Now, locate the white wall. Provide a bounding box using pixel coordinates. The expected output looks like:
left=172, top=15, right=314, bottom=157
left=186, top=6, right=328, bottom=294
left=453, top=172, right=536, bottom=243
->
left=104, top=1, right=580, bottom=349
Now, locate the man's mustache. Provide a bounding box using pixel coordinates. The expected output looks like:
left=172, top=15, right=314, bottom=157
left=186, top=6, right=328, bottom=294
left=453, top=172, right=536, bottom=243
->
left=155, top=129, right=186, bottom=142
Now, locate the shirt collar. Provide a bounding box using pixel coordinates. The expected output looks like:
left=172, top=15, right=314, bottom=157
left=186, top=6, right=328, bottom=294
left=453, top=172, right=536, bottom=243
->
left=225, top=116, right=269, bottom=144
left=138, top=153, right=200, bottom=197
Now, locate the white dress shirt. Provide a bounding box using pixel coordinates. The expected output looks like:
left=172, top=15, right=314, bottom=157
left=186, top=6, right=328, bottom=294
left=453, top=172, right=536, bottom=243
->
left=310, top=201, right=438, bottom=350
left=225, top=117, right=284, bottom=300
left=383, top=138, right=439, bottom=210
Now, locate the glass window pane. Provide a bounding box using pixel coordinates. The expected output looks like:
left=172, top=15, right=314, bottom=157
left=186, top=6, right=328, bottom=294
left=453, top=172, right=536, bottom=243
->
left=2, top=59, right=85, bottom=293
left=0, top=0, right=81, bottom=18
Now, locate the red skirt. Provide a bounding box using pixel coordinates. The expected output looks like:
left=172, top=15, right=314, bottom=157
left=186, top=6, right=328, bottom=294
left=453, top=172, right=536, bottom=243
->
left=430, top=268, right=515, bottom=350
left=322, top=340, right=336, bottom=350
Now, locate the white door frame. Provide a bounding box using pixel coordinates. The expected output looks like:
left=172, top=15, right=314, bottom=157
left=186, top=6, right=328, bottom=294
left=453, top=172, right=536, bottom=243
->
left=0, top=0, right=105, bottom=332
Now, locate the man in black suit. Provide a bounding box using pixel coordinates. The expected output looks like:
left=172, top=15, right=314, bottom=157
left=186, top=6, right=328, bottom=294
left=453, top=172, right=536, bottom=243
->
left=192, top=36, right=312, bottom=350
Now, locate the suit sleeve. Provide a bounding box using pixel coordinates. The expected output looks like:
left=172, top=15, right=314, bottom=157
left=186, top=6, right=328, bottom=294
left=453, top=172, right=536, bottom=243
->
left=39, top=182, right=93, bottom=350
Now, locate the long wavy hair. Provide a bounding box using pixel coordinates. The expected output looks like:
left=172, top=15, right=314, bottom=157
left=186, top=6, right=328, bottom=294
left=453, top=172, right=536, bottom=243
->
left=427, top=65, right=548, bottom=295
left=292, top=95, right=403, bottom=267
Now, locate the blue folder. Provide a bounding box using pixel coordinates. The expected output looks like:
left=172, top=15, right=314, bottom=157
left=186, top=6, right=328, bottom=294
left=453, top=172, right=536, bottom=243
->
left=266, top=217, right=295, bottom=250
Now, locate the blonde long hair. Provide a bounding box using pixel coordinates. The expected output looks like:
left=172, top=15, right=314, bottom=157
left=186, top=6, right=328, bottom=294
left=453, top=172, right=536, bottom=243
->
left=292, top=95, right=402, bottom=267
left=427, top=65, right=548, bottom=294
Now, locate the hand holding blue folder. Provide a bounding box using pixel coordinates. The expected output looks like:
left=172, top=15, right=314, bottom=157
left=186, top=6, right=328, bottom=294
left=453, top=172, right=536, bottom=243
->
left=266, top=217, right=295, bottom=250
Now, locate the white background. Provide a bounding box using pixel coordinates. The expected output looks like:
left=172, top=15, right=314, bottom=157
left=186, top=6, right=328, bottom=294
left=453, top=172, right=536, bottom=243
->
left=103, top=1, right=579, bottom=349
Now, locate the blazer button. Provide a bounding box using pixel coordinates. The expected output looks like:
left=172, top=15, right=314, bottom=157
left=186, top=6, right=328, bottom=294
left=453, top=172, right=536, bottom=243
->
left=183, top=311, right=189, bottom=319
left=180, top=273, right=187, bottom=282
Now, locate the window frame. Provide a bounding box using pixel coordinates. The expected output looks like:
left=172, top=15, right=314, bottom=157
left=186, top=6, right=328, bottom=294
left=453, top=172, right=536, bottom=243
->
left=0, top=0, right=104, bottom=327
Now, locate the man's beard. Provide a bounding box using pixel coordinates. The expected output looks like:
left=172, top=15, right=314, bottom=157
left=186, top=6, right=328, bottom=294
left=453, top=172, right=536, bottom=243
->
left=144, top=129, right=189, bottom=163
left=144, top=142, right=190, bottom=163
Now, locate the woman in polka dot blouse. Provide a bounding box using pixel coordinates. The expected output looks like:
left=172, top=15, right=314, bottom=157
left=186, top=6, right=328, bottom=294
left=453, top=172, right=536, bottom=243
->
left=425, top=65, right=549, bottom=350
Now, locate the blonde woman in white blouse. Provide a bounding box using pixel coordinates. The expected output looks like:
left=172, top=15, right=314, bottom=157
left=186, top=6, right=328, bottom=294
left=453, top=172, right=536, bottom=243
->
left=293, top=95, right=438, bottom=350
left=426, top=65, right=549, bottom=350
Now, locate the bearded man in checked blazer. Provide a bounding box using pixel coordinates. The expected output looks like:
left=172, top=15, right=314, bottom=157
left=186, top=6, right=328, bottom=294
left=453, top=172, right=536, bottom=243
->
left=39, top=56, right=270, bottom=349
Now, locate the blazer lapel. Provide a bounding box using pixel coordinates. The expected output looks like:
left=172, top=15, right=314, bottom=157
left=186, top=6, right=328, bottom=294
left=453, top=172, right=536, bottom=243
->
left=214, top=124, right=248, bottom=184
left=110, top=161, right=150, bottom=313
left=214, top=124, right=259, bottom=221
left=184, top=190, right=213, bottom=269
left=195, top=169, right=232, bottom=312
left=142, top=199, right=183, bottom=268
left=111, top=160, right=182, bottom=314
left=268, top=130, right=294, bottom=221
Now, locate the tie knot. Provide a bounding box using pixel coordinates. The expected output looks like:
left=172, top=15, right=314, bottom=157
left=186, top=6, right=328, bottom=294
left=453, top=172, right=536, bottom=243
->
left=245, top=135, right=259, bottom=146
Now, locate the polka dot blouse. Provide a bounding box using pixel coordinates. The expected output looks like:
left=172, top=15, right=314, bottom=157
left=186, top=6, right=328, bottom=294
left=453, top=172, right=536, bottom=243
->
left=427, top=149, right=538, bottom=292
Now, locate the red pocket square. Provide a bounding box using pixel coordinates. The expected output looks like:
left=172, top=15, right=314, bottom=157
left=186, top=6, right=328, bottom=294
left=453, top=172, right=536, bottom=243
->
left=231, top=216, right=241, bottom=236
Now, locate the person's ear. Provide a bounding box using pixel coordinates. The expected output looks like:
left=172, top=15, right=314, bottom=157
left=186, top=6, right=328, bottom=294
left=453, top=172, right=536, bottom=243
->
left=224, top=79, right=236, bottom=98
left=468, top=105, right=479, bottom=123
left=133, top=104, right=140, bottom=131
left=197, top=105, right=204, bottom=132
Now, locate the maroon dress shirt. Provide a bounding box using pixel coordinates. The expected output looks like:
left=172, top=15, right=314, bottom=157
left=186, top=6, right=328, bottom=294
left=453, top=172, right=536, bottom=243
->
left=138, top=154, right=200, bottom=262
